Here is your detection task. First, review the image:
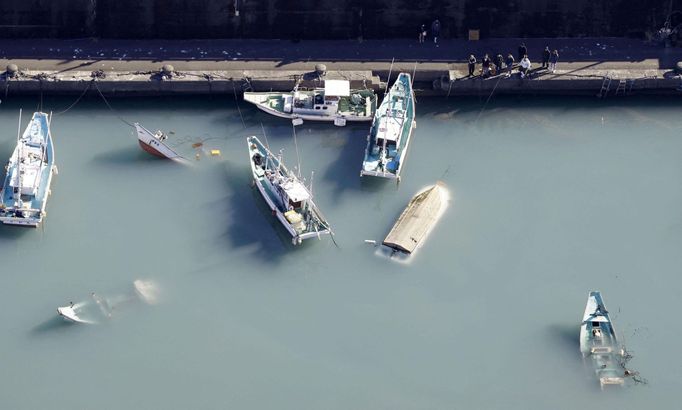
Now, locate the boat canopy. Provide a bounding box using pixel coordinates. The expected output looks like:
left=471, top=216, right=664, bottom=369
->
left=281, top=178, right=310, bottom=203
left=324, top=80, right=350, bottom=97
left=376, top=116, right=402, bottom=142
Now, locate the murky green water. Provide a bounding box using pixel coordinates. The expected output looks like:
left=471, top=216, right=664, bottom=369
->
left=0, top=95, right=680, bottom=409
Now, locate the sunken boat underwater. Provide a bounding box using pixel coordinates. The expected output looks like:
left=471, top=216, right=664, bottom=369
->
left=0, top=111, right=56, bottom=227
left=247, top=136, right=333, bottom=245
left=383, top=181, right=447, bottom=255
left=361, top=72, right=416, bottom=181
left=243, top=80, right=377, bottom=126
left=580, top=291, right=626, bottom=389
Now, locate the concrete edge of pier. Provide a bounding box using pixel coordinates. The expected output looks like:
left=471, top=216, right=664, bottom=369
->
left=1, top=63, right=681, bottom=98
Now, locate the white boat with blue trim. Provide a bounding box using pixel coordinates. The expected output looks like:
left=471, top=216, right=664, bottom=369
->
left=360, top=72, right=416, bottom=181
left=243, top=80, right=377, bottom=126
left=247, top=135, right=332, bottom=245
left=580, top=291, right=626, bottom=388
left=0, top=111, right=56, bottom=227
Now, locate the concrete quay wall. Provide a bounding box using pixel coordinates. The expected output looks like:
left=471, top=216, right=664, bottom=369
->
left=1, top=66, right=680, bottom=98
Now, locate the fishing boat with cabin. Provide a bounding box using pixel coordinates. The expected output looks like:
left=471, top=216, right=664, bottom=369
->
left=360, top=72, right=416, bottom=181
left=580, top=291, right=626, bottom=389
left=243, top=80, right=377, bottom=126
left=0, top=111, right=56, bottom=227
left=134, top=123, right=185, bottom=161
left=246, top=135, right=332, bottom=245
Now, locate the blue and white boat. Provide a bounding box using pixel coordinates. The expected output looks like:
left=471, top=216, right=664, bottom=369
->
left=580, top=291, right=625, bottom=388
left=247, top=136, right=332, bottom=245
left=360, top=73, right=416, bottom=181
left=0, top=111, right=56, bottom=227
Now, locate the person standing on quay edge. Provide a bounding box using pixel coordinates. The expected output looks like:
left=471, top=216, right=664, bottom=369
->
left=549, top=49, right=559, bottom=73
left=542, top=46, right=551, bottom=69
left=431, top=19, right=441, bottom=45
left=418, top=24, right=426, bottom=43
left=468, top=54, right=477, bottom=76
left=505, top=53, right=515, bottom=77
left=518, top=42, right=527, bottom=61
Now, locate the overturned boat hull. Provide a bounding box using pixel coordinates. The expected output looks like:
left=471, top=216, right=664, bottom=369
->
left=383, top=182, right=447, bottom=254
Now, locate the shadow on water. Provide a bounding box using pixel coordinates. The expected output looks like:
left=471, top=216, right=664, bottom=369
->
left=321, top=124, right=398, bottom=198
left=548, top=323, right=580, bottom=355
left=30, top=316, right=78, bottom=336
left=90, top=144, right=161, bottom=167
left=218, top=162, right=291, bottom=263
left=0, top=225, right=30, bottom=242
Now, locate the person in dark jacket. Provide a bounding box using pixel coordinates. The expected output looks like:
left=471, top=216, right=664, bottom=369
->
left=505, top=53, right=515, bottom=77
left=431, top=19, right=441, bottom=44
left=468, top=54, right=477, bottom=76
left=518, top=43, right=527, bottom=61
left=481, top=54, right=491, bottom=77
left=549, top=49, right=559, bottom=73
left=542, top=46, right=551, bottom=69
left=495, top=54, right=504, bottom=75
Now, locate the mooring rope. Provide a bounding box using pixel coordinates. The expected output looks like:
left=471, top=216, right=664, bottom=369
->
left=232, top=80, right=247, bottom=129
left=475, top=74, right=504, bottom=125
left=92, top=81, right=134, bottom=127
left=54, top=80, right=94, bottom=116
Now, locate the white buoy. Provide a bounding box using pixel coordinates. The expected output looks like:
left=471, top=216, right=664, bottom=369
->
left=364, top=239, right=377, bottom=245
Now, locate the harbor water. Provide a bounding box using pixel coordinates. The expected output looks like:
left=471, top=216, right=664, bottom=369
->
left=1, top=95, right=681, bottom=409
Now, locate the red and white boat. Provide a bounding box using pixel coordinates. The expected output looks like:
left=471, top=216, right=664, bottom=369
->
left=134, top=123, right=184, bottom=161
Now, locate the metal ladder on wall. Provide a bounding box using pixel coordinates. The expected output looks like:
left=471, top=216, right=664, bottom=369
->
left=598, top=76, right=612, bottom=98
left=615, top=79, right=627, bottom=95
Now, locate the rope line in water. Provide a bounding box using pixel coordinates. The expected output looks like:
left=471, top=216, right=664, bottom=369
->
left=93, top=81, right=134, bottom=127
left=232, top=81, right=247, bottom=129
left=54, top=80, right=94, bottom=116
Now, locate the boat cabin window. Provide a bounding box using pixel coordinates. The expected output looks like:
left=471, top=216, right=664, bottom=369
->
left=592, top=322, right=600, bottom=327
left=314, top=94, right=324, bottom=105
left=289, top=200, right=302, bottom=209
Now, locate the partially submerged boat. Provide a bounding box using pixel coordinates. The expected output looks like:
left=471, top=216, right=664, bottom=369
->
left=134, top=123, right=184, bottom=161
left=247, top=135, right=332, bottom=245
left=0, top=111, right=56, bottom=227
left=383, top=181, right=447, bottom=255
left=580, top=291, right=625, bottom=388
left=57, top=280, right=159, bottom=325
left=243, top=80, right=377, bottom=126
left=361, top=73, right=416, bottom=181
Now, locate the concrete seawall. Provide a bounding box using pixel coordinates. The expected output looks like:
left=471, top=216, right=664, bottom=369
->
left=1, top=38, right=681, bottom=98
left=2, top=65, right=680, bottom=99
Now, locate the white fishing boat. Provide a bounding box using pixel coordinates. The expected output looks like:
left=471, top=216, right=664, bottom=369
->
left=247, top=135, right=332, bottom=245
left=579, top=291, right=625, bottom=388
left=134, top=123, right=184, bottom=161
left=243, top=80, right=377, bottom=126
left=360, top=72, right=416, bottom=181
left=0, top=111, right=56, bottom=227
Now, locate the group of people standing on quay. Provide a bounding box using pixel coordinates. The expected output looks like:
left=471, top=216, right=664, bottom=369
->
left=418, top=19, right=442, bottom=45
left=466, top=43, right=559, bottom=79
